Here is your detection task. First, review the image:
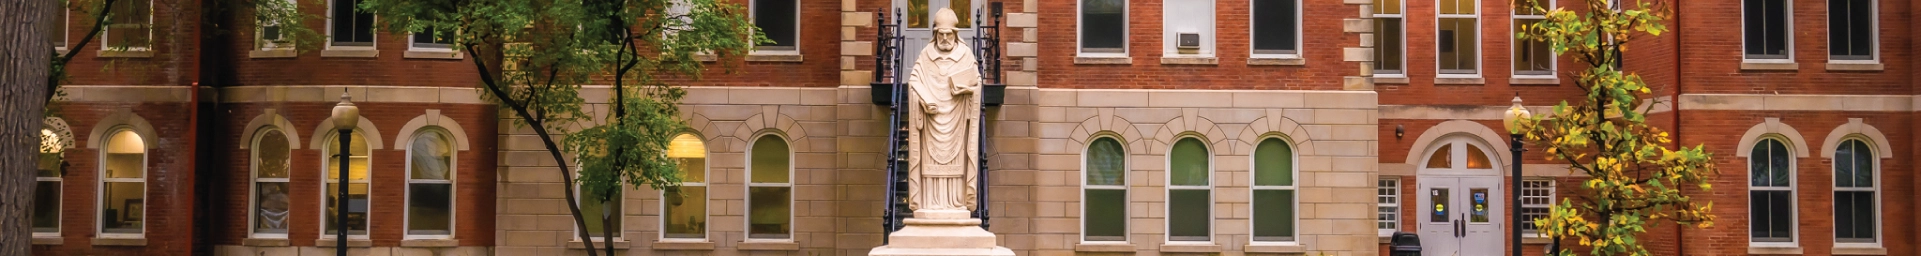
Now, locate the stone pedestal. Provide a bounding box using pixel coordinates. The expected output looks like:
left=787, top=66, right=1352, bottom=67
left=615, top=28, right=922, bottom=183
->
left=869, top=210, right=1015, bottom=256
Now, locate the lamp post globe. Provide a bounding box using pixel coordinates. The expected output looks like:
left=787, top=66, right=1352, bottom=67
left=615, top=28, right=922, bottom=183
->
left=1503, top=96, right=1530, bottom=134
left=1503, top=95, right=1528, bottom=256
left=333, top=93, right=359, bottom=131
left=329, top=92, right=357, bottom=256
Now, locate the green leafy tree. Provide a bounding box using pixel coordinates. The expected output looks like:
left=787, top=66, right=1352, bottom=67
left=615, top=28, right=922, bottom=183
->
left=1512, top=1, right=1716, bottom=255
left=357, top=0, right=761, bottom=254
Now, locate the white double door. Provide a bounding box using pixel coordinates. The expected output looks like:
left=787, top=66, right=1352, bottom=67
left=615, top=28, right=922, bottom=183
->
left=1417, top=176, right=1504, bottom=256
left=895, top=0, right=980, bottom=71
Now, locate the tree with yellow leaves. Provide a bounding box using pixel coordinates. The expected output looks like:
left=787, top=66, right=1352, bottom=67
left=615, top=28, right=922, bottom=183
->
left=1512, top=0, right=1716, bottom=255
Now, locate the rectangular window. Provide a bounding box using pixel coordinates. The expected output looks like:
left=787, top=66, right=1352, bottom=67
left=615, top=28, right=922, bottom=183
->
left=1520, top=180, right=1554, bottom=233
left=412, top=27, right=454, bottom=50
left=1083, top=138, right=1127, bottom=241
left=34, top=152, right=61, bottom=234
left=331, top=0, right=375, bottom=47
left=1828, top=0, right=1874, bottom=60
left=1437, top=0, right=1479, bottom=74
left=1250, top=0, right=1298, bottom=55
left=751, top=0, right=797, bottom=51
left=1513, top=0, right=1552, bottom=76
left=1376, top=178, right=1399, bottom=235
left=1743, top=0, right=1790, bottom=59
left=49, top=0, right=67, bottom=49
left=1374, top=0, right=1404, bottom=75
left=664, top=153, right=708, bottom=239
left=747, top=136, right=791, bottom=239
left=104, top=0, right=152, bottom=49
left=1080, top=0, right=1126, bottom=53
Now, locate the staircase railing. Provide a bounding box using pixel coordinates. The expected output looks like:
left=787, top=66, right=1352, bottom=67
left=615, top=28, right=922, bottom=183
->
left=969, top=3, right=1003, bottom=230
left=875, top=9, right=906, bottom=245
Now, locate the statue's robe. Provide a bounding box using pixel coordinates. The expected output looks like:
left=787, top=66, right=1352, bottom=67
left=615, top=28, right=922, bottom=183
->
left=905, top=41, right=982, bottom=212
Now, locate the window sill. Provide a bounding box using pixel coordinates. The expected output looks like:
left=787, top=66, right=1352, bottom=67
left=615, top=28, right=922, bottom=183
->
left=1740, top=60, right=1798, bottom=71
left=1747, top=245, right=1803, bottom=255
left=1074, top=56, right=1133, bottom=65
left=32, top=236, right=61, bottom=245
left=400, top=239, right=460, bottom=248
left=97, top=50, right=154, bottom=58
left=737, top=241, right=800, bottom=251
left=321, top=49, right=380, bottom=58
left=1073, top=242, right=1135, bottom=252
left=1435, top=77, right=1487, bottom=85
left=404, top=50, right=463, bottom=60
left=1521, top=235, right=1552, bottom=244
left=1243, top=243, right=1304, bottom=253
left=1511, top=77, right=1560, bottom=85
left=566, top=239, right=630, bottom=250
left=1248, top=57, right=1306, bottom=66
left=1160, top=56, right=1218, bottom=65
left=1158, top=242, right=1221, bottom=253
left=746, top=52, right=803, bottom=63
left=55, top=48, right=69, bottom=55
left=1825, top=61, right=1883, bottom=71
left=313, top=238, right=373, bottom=248
left=241, top=238, right=290, bottom=247
left=693, top=54, right=717, bottom=62
left=1374, top=76, right=1410, bottom=84
left=250, top=49, right=298, bottom=58
left=91, top=237, right=148, bottom=246
left=652, top=240, right=715, bottom=250
left=1831, top=246, right=1886, bottom=255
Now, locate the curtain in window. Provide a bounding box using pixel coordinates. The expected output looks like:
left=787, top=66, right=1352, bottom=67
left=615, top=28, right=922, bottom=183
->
left=1084, top=137, right=1126, bottom=241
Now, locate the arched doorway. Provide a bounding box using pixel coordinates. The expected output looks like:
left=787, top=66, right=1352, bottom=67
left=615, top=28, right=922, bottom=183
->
left=1415, top=135, right=1504, bottom=256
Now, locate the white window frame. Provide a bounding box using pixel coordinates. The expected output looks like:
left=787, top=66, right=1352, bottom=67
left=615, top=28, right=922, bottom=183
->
left=326, top=0, right=377, bottom=50
left=97, top=128, right=147, bottom=238
left=744, top=133, right=794, bottom=241
left=318, top=130, right=372, bottom=239
left=1741, top=0, right=1794, bottom=62
left=1080, top=135, right=1129, bottom=243
left=1248, top=136, right=1298, bottom=244
left=661, top=133, right=710, bottom=241
left=1376, top=178, right=1400, bottom=237
left=34, top=128, right=64, bottom=237
left=100, top=0, right=155, bottom=52
left=572, top=168, right=625, bottom=242
left=54, top=1, right=69, bottom=52
left=402, top=129, right=456, bottom=240
left=1076, top=0, right=1129, bottom=57
left=1519, top=179, right=1554, bottom=236
left=1164, top=135, right=1213, bottom=243
left=249, top=128, right=291, bottom=239
left=1374, top=0, right=1407, bottom=77
left=1831, top=137, right=1880, bottom=246
left=1825, top=0, right=1878, bottom=63
left=1747, top=137, right=1797, bottom=246
left=408, top=30, right=456, bottom=52
left=1248, top=0, right=1302, bottom=59
left=1511, top=0, right=1554, bottom=78
left=1435, top=0, right=1482, bottom=77
left=256, top=0, right=295, bottom=50
left=748, top=0, right=801, bottom=54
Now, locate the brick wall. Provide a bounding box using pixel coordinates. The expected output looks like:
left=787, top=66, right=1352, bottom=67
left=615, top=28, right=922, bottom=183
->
left=1034, top=0, right=1361, bottom=90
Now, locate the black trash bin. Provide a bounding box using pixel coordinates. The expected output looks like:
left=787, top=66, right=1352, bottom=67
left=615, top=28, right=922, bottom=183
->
left=1388, top=232, right=1421, bottom=256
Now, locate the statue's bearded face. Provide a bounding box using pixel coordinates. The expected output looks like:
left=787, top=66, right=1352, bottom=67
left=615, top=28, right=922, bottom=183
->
left=934, top=28, right=959, bottom=52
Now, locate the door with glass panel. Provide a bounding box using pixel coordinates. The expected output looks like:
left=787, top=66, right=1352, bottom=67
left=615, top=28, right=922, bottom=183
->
left=896, top=0, right=980, bottom=72
left=1417, top=176, right=1503, bottom=256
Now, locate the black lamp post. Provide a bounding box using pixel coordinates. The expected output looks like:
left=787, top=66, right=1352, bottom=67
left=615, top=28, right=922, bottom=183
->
left=1502, top=95, right=1530, bottom=256
left=330, top=92, right=359, bottom=256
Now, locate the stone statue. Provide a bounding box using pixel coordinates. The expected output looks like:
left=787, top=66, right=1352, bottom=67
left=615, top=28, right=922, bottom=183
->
left=905, top=7, right=981, bottom=212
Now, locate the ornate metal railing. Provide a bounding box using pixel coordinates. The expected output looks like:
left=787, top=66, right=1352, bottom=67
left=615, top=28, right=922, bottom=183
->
left=875, top=9, right=907, bottom=244
left=969, top=2, right=1003, bottom=230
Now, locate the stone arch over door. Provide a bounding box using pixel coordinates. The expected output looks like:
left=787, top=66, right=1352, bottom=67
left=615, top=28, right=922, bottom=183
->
left=1404, top=120, right=1510, bottom=169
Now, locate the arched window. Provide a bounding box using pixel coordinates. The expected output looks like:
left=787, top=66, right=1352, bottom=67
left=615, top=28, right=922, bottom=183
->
left=252, top=129, right=292, bottom=237
left=664, top=133, right=708, bottom=240
left=1834, top=138, right=1876, bottom=243
left=747, top=134, right=791, bottom=240
left=1423, top=138, right=1494, bottom=170
left=1083, top=136, right=1127, bottom=242
left=406, top=129, right=454, bottom=238
left=1252, top=137, right=1296, bottom=242
left=34, top=129, right=64, bottom=235
left=1749, top=138, right=1794, bottom=243
left=100, top=129, right=146, bottom=236
left=1167, top=137, right=1211, bottom=242
left=323, top=131, right=371, bottom=237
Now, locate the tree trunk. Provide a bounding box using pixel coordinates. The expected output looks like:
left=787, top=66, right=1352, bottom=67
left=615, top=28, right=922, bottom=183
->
left=1, top=0, right=54, bottom=253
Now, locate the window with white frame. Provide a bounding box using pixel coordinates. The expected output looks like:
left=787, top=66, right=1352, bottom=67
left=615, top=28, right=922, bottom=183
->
left=1079, top=0, right=1126, bottom=54
left=663, top=133, right=709, bottom=239
left=1376, top=178, right=1399, bottom=235
left=1167, top=137, right=1211, bottom=242
left=578, top=179, right=622, bottom=239
left=100, top=129, right=146, bottom=236
left=1743, top=0, right=1790, bottom=60
left=1828, top=0, right=1875, bottom=61
left=412, top=27, right=454, bottom=51
left=104, top=0, right=152, bottom=50
left=252, top=129, right=292, bottom=237
left=1833, top=139, right=1876, bottom=243
left=49, top=0, right=67, bottom=50
left=1251, top=137, right=1296, bottom=242
left=1437, top=0, right=1479, bottom=74
left=1083, top=136, right=1127, bottom=242
left=33, top=129, right=64, bottom=235
left=256, top=0, right=295, bottom=50
left=406, top=129, right=455, bottom=238
left=747, top=135, right=792, bottom=239
left=1749, top=138, right=1794, bottom=242
left=330, top=0, right=375, bottom=47
left=323, top=131, right=371, bottom=236
left=1374, top=0, right=1404, bottom=75
left=751, top=0, right=797, bottom=51
left=1513, top=0, right=1552, bottom=76
left=1520, top=179, right=1554, bottom=233
left=1251, top=0, right=1299, bottom=55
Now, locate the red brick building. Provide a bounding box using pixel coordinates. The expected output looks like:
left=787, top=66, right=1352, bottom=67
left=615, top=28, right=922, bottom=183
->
left=26, top=0, right=1921, bottom=255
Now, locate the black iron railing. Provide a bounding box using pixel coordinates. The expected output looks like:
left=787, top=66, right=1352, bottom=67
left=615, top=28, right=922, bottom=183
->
left=875, top=8, right=907, bottom=244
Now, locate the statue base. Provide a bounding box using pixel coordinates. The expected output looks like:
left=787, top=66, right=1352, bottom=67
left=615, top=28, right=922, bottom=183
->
left=869, top=210, right=1015, bottom=256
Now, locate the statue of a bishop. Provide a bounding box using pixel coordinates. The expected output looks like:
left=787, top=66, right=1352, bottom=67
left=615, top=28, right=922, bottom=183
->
left=905, top=7, right=982, bottom=213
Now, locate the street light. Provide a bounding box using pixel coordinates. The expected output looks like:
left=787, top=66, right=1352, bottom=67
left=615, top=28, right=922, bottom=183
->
left=1502, top=95, right=1530, bottom=256
left=330, top=92, right=358, bottom=256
